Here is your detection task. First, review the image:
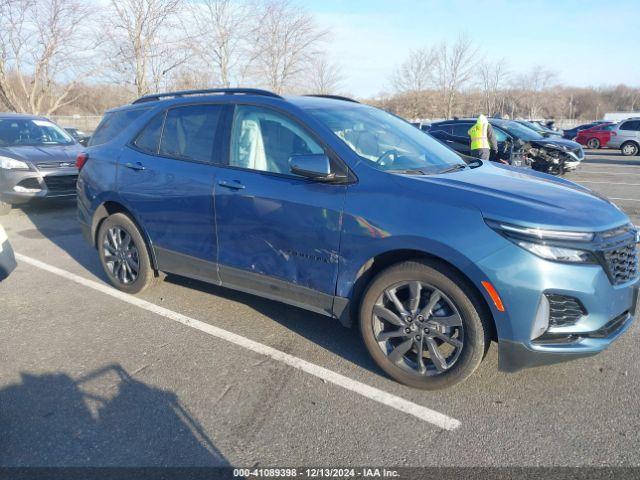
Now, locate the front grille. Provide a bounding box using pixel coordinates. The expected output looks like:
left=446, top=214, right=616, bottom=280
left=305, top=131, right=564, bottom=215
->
left=16, top=178, right=42, bottom=190
left=597, top=225, right=639, bottom=285
left=546, top=294, right=586, bottom=327
left=602, top=242, right=638, bottom=285
left=43, top=175, right=77, bottom=194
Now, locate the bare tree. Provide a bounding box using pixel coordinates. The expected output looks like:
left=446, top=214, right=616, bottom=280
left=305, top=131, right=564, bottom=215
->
left=105, top=0, right=186, bottom=97
left=392, top=47, right=435, bottom=93
left=305, top=54, right=344, bottom=95
left=433, top=34, right=479, bottom=118
left=184, top=0, right=254, bottom=87
left=0, top=0, right=98, bottom=114
left=478, top=59, right=509, bottom=116
left=250, top=0, right=326, bottom=94
left=512, top=66, right=557, bottom=118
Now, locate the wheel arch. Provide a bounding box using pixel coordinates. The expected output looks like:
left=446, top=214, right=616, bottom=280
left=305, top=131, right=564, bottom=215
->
left=91, top=200, right=159, bottom=270
left=621, top=140, right=640, bottom=155
left=346, top=248, right=498, bottom=342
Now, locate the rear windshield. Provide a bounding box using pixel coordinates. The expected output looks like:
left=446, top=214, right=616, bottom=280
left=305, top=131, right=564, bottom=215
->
left=0, top=118, right=75, bottom=147
left=89, top=108, right=149, bottom=146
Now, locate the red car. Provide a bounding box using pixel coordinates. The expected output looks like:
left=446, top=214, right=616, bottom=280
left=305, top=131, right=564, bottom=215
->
left=575, top=123, right=617, bottom=149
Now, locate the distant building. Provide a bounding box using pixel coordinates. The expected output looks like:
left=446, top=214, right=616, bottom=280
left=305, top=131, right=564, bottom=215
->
left=603, top=112, right=640, bottom=122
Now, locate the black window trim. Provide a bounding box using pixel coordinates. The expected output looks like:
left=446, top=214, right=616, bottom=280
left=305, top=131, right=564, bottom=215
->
left=127, top=101, right=230, bottom=166
left=218, top=101, right=356, bottom=184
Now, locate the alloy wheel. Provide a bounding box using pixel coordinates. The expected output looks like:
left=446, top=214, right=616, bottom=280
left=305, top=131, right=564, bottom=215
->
left=372, top=281, right=464, bottom=376
left=102, top=226, right=140, bottom=284
left=622, top=143, right=638, bottom=156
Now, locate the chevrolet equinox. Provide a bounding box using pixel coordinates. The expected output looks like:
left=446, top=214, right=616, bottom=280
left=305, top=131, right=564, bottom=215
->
left=77, top=89, right=638, bottom=389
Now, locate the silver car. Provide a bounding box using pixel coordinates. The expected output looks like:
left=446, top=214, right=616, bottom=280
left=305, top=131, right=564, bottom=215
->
left=607, top=117, right=640, bottom=156
left=0, top=113, right=84, bottom=214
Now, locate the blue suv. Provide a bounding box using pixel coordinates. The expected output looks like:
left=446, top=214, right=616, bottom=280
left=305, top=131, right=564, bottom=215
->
left=77, top=88, right=638, bottom=389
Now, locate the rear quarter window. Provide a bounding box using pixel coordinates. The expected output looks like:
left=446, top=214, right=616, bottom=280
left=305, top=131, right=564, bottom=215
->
left=89, top=108, right=150, bottom=146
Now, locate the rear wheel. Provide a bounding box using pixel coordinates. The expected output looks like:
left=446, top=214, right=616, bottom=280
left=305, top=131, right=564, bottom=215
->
left=97, top=213, right=157, bottom=294
left=621, top=142, right=639, bottom=156
left=586, top=138, right=600, bottom=149
left=359, top=260, right=490, bottom=389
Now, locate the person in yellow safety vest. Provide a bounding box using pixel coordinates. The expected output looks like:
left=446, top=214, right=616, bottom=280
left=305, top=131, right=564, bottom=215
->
left=467, top=114, right=498, bottom=161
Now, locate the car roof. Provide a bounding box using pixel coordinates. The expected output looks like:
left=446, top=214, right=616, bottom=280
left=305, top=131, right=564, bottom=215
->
left=0, top=112, right=48, bottom=121
left=104, top=89, right=362, bottom=114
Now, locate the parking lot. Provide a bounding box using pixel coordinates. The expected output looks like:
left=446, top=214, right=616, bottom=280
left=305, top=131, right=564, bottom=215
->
left=1, top=149, right=640, bottom=468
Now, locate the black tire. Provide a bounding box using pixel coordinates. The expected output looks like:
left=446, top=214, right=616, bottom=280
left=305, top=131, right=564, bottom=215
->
left=359, top=259, right=491, bottom=390
left=586, top=138, right=600, bottom=149
left=97, top=213, right=157, bottom=294
left=621, top=141, right=639, bottom=157
left=0, top=201, right=11, bottom=216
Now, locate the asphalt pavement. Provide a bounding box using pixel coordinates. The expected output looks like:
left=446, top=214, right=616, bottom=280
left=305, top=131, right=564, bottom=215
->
left=1, top=149, right=639, bottom=467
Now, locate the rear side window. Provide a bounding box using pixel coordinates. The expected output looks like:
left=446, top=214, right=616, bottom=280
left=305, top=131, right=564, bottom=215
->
left=89, top=108, right=149, bottom=146
left=620, top=121, right=640, bottom=131
left=159, top=104, right=223, bottom=163
left=133, top=113, right=165, bottom=154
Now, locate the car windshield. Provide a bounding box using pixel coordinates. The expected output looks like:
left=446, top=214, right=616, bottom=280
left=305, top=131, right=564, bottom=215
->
left=493, top=121, right=544, bottom=141
left=518, top=121, right=545, bottom=133
left=0, top=118, right=75, bottom=147
left=307, top=105, right=465, bottom=173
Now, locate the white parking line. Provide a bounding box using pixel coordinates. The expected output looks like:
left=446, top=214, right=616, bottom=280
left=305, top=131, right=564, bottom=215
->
left=610, top=197, right=640, bottom=203
left=578, top=181, right=640, bottom=186
left=14, top=252, right=461, bottom=431
left=578, top=171, right=640, bottom=176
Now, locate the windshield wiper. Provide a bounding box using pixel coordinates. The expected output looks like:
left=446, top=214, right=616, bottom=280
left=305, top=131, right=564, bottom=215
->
left=388, top=168, right=428, bottom=175
left=438, top=163, right=467, bottom=174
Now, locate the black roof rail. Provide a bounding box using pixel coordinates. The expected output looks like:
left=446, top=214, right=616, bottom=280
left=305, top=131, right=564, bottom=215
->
left=132, top=88, right=282, bottom=105
left=304, top=94, right=359, bottom=104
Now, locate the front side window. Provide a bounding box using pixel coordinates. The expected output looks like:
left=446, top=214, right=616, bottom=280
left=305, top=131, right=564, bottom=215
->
left=159, top=104, right=223, bottom=163
left=451, top=124, right=472, bottom=137
left=308, top=105, right=464, bottom=173
left=230, top=105, right=324, bottom=174
left=0, top=118, right=75, bottom=147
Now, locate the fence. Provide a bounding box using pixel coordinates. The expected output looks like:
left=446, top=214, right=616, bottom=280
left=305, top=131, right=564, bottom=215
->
left=50, top=115, right=102, bottom=133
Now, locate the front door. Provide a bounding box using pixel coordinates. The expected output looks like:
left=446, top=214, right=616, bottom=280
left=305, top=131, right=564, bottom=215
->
left=118, top=103, right=226, bottom=282
left=214, top=104, right=346, bottom=315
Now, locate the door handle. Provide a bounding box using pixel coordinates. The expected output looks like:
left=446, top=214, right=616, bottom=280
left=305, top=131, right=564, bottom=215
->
left=218, top=180, right=245, bottom=190
left=445, top=140, right=453, bottom=143
left=124, top=162, right=146, bottom=171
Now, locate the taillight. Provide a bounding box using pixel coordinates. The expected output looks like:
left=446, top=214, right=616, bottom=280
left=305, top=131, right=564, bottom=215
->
left=76, top=152, right=89, bottom=170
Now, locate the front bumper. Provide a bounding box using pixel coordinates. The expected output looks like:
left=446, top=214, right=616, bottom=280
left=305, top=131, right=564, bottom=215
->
left=477, top=240, right=638, bottom=372
left=0, top=166, right=78, bottom=205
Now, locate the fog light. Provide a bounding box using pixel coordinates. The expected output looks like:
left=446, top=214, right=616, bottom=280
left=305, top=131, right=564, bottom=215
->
left=13, top=185, right=41, bottom=193
left=531, top=295, right=550, bottom=340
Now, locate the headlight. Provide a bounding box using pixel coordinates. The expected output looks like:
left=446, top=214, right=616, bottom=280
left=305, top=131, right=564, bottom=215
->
left=515, top=240, right=593, bottom=263
left=0, top=156, right=29, bottom=170
left=487, top=220, right=596, bottom=263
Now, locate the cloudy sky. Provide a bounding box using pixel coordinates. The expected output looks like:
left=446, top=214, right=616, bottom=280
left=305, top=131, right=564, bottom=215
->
left=301, top=0, right=640, bottom=96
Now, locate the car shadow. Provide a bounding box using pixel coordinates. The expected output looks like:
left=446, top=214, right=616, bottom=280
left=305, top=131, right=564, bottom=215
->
left=12, top=200, right=384, bottom=379
left=165, top=275, right=382, bottom=377
left=11, top=198, right=107, bottom=281
left=0, top=363, right=228, bottom=467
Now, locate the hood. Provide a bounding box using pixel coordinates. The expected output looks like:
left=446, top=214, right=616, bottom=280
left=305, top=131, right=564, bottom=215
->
left=406, top=162, right=628, bottom=231
left=0, top=144, right=83, bottom=166
left=529, top=137, right=581, bottom=150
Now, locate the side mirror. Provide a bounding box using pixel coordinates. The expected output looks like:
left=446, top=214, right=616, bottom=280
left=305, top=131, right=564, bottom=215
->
left=290, top=154, right=344, bottom=182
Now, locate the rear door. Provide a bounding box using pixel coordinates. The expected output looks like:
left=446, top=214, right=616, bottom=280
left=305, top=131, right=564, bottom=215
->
left=214, top=104, right=346, bottom=315
left=449, top=123, right=472, bottom=154
left=619, top=120, right=640, bottom=143
left=118, top=103, right=227, bottom=282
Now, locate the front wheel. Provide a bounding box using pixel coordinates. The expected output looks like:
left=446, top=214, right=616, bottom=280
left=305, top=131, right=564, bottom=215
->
left=97, top=213, right=158, bottom=294
left=621, top=142, right=639, bottom=157
left=359, top=260, right=491, bottom=390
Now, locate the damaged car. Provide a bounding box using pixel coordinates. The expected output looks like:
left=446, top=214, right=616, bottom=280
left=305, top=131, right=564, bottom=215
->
left=427, top=118, right=585, bottom=175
